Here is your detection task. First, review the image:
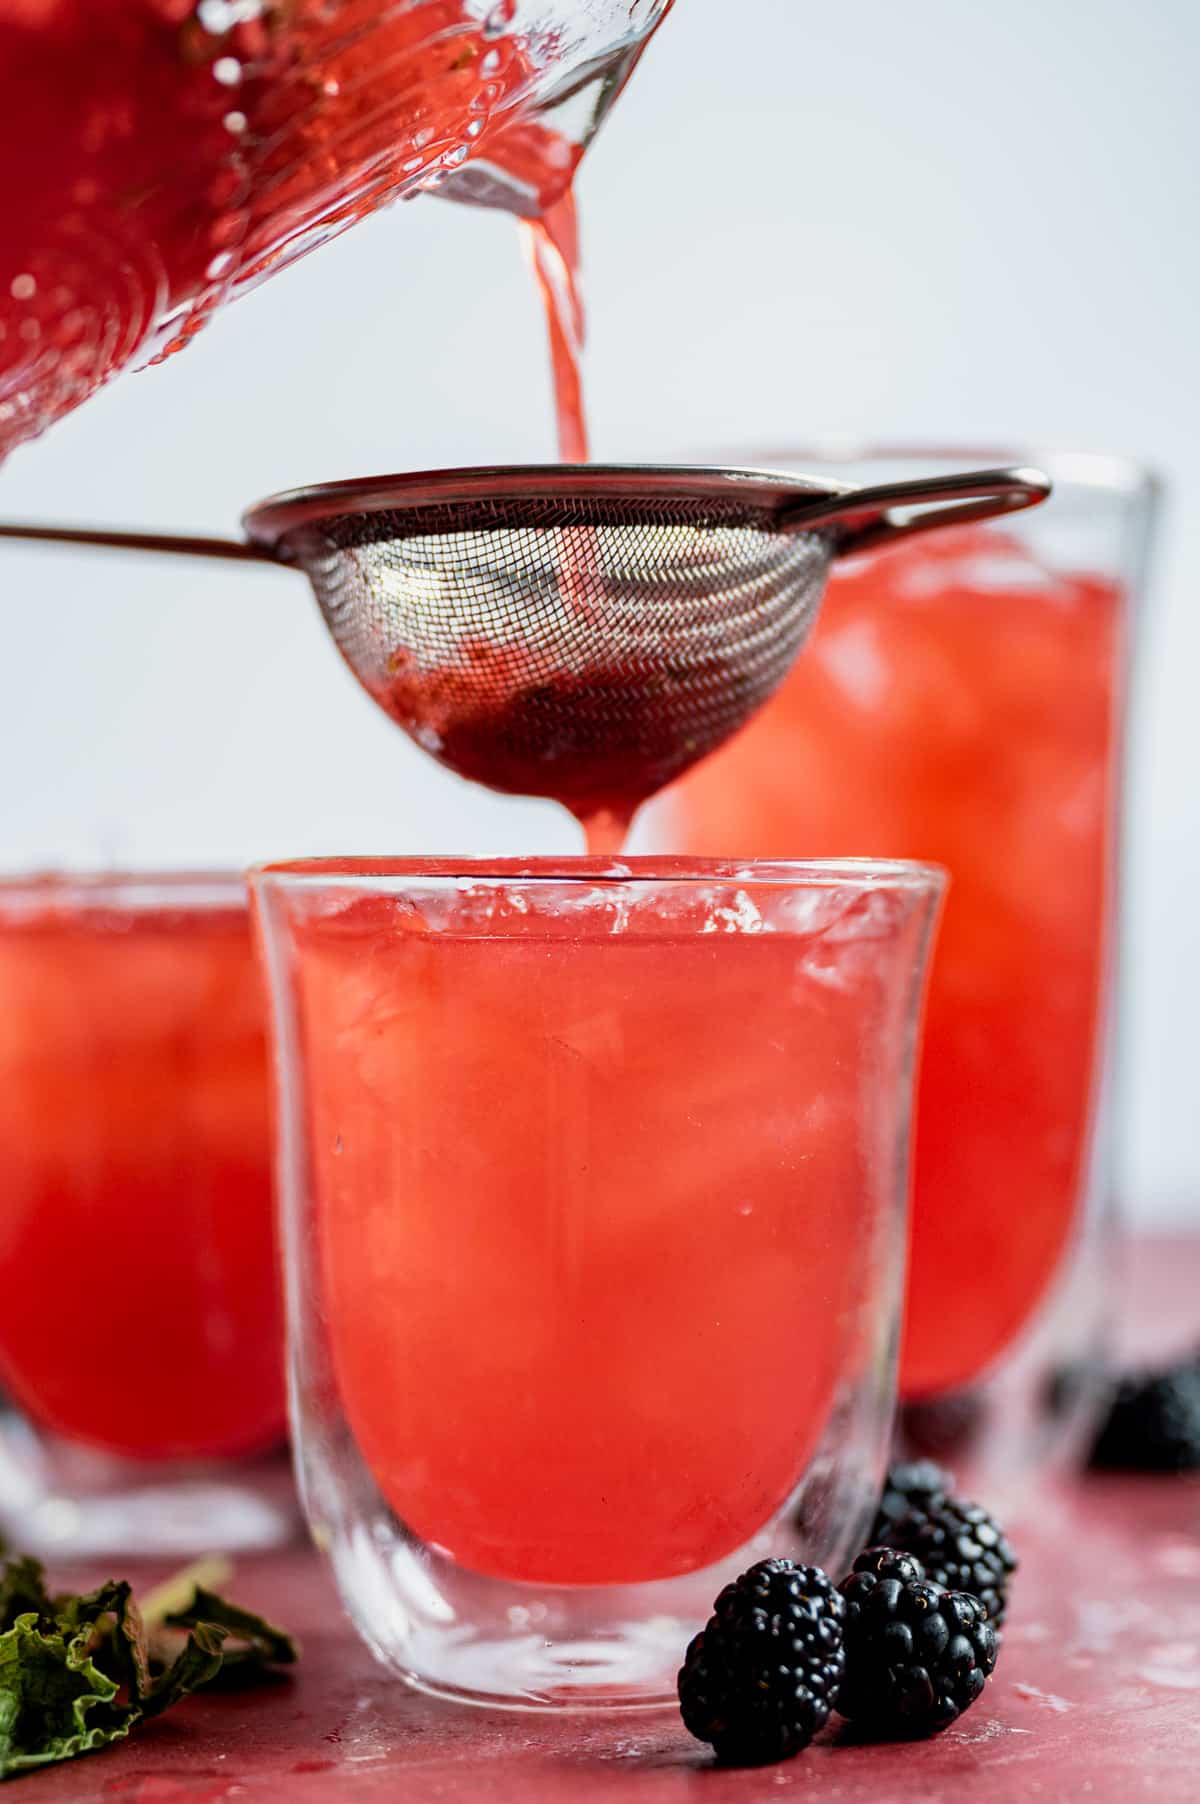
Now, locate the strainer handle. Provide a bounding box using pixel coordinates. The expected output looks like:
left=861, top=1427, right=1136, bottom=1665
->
left=0, top=522, right=277, bottom=563
left=779, top=465, right=1052, bottom=558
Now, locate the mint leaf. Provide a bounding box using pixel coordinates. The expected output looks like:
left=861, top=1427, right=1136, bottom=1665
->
left=143, top=1621, right=225, bottom=1718
left=138, top=1558, right=233, bottom=1634
left=0, top=1612, right=133, bottom=1777
left=163, top=1588, right=298, bottom=1686
left=0, top=1562, right=53, bottom=1634
left=54, top=1581, right=150, bottom=1706
left=0, top=1557, right=297, bottom=1780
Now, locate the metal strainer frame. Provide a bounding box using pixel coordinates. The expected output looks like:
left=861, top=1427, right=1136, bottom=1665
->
left=241, top=462, right=1048, bottom=556
left=0, top=462, right=1050, bottom=811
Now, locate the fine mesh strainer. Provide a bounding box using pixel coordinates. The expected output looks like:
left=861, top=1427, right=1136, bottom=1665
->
left=1, top=462, right=1049, bottom=814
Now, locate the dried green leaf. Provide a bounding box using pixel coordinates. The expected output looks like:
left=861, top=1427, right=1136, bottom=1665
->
left=0, top=1612, right=133, bottom=1778
left=164, top=1588, right=298, bottom=1677
left=0, top=1563, right=52, bottom=1635
left=142, top=1622, right=225, bottom=1719
left=54, top=1582, right=150, bottom=1705
left=0, top=1558, right=297, bottom=1779
left=138, top=1558, right=233, bottom=1635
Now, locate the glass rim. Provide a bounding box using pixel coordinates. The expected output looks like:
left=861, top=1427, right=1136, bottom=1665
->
left=251, top=854, right=946, bottom=893
left=708, top=442, right=1162, bottom=504
left=0, top=870, right=248, bottom=909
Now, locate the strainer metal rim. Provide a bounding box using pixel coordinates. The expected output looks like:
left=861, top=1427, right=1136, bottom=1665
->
left=240, top=464, right=855, bottom=550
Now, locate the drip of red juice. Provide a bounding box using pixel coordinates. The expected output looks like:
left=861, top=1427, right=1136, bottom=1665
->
left=580, top=804, right=636, bottom=857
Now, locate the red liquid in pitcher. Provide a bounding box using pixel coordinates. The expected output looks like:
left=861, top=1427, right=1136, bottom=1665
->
left=662, top=531, right=1123, bottom=1398
left=0, top=892, right=282, bottom=1461
left=284, top=873, right=918, bottom=1585
left=0, top=0, right=587, bottom=458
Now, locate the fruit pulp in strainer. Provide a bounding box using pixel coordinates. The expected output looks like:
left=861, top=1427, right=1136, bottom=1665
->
left=285, top=870, right=927, bottom=1586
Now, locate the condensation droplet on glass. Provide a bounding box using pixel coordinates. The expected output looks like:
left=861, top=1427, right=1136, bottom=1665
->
left=402, top=155, right=425, bottom=173
left=197, top=0, right=233, bottom=34
left=480, top=48, right=502, bottom=75
left=206, top=250, right=235, bottom=281
left=323, top=77, right=341, bottom=97
left=464, top=119, right=485, bottom=140
left=483, top=0, right=517, bottom=40
left=10, top=274, right=36, bottom=301
left=213, top=56, right=242, bottom=87
left=413, top=127, right=433, bottom=149
left=198, top=0, right=264, bottom=34
left=222, top=110, right=248, bottom=135
left=441, top=144, right=469, bottom=167
left=738, top=1201, right=754, bottom=1217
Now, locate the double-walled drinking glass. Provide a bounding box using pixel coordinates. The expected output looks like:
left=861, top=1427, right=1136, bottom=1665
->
left=253, top=856, right=943, bottom=1707
left=0, top=873, right=294, bottom=1554
left=655, top=449, right=1160, bottom=1493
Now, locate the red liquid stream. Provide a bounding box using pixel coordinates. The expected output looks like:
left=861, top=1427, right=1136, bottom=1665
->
left=525, top=188, right=648, bottom=857
left=522, top=190, right=590, bottom=464
left=581, top=805, right=635, bottom=857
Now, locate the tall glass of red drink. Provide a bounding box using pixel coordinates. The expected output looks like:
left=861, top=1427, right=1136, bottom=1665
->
left=655, top=450, right=1159, bottom=1488
left=0, top=872, right=292, bottom=1552
left=253, top=855, right=942, bottom=1705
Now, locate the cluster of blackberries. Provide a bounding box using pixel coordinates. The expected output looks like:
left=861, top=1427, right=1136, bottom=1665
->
left=869, top=1459, right=1017, bottom=1627
left=678, top=1461, right=1013, bottom=1765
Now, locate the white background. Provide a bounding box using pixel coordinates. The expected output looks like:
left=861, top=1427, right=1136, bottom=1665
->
left=0, top=0, right=1197, bottom=1223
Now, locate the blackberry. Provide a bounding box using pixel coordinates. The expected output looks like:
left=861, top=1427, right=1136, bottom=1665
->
left=678, top=1559, right=846, bottom=1765
left=1088, top=1359, right=1200, bottom=1473
left=870, top=1460, right=954, bottom=1545
left=838, top=1547, right=998, bottom=1736
left=882, top=1496, right=1016, bottom=1626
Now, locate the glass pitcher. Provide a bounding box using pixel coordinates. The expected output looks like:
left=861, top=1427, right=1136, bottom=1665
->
left=0, top=0, right=674, bottom=460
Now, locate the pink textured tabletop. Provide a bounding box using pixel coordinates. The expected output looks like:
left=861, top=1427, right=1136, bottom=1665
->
left=20, top=1239, right=1200, bottom=1802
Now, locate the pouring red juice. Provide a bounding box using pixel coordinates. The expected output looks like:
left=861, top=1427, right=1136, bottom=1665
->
left=0, top=0, right=668, bottom=459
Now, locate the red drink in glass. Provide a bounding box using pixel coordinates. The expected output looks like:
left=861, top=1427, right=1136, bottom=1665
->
left=299, top=894, right=858, bottom=1583
left=254, top=857, right=941, bottom=1702
left=662, top=518, right=1127, bottom=1403
left=0, top=877, right=282, bottom=1464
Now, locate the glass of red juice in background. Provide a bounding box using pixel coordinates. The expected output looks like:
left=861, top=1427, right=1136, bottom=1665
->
left=252, top=856, right=943, bottom=1706
left=654, top=451, right=1159, bottom=1490
left=0, top=873, right=293, bottom=1553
